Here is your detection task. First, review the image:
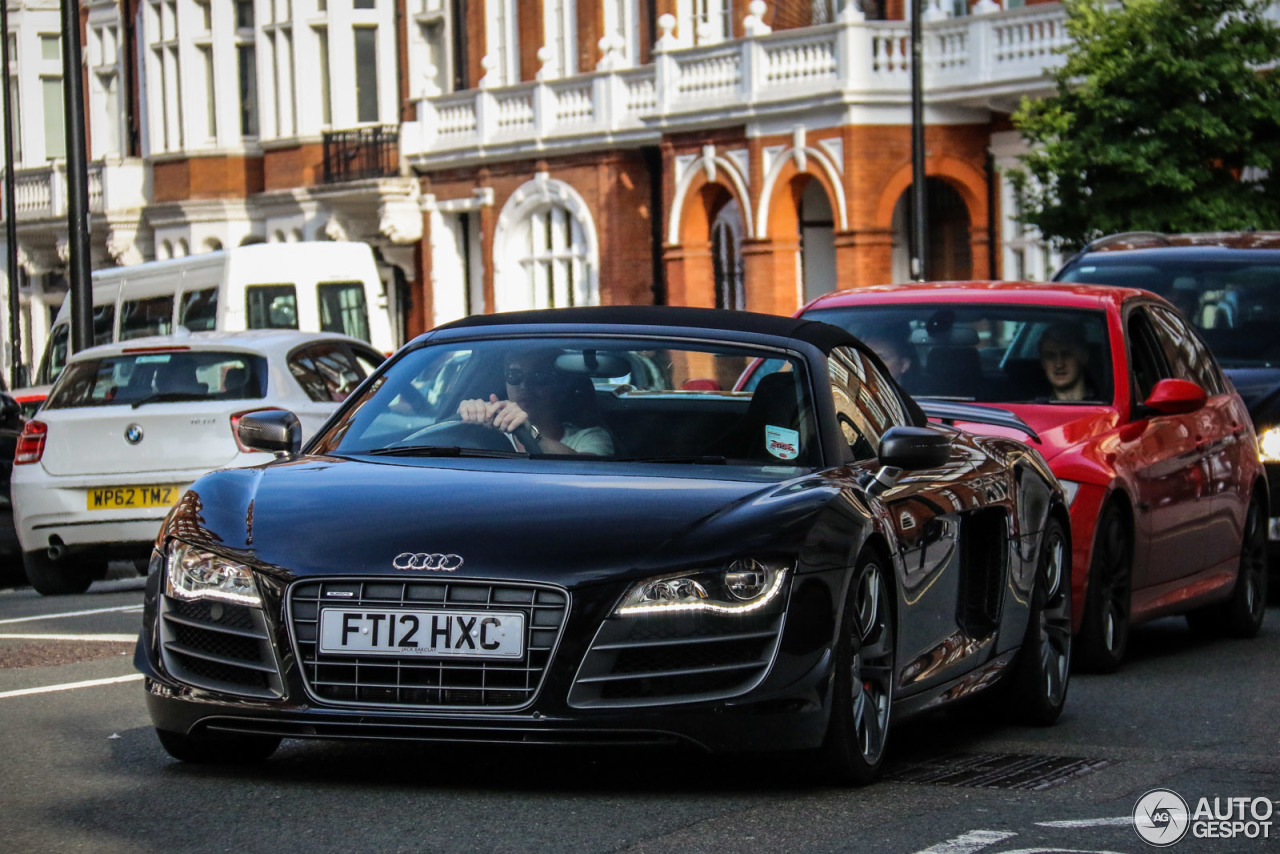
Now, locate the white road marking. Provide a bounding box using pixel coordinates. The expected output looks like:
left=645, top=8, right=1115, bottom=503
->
left=0, top=633, right=136, bottom=642
left=1036, top=818, right=1133, bottom=829
left=916, top=830, right=1019, bottom=854
left=0, top=673, right=144, bottom=699
left=0, top=605, right=142, bottom=625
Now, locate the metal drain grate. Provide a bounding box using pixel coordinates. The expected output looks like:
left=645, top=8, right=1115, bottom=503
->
left=886, top=753, right=1110, bottom=791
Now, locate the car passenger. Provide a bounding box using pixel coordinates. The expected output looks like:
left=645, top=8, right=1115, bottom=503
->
left=457, top=348, right=615, bottom=455
left=1038, top=322, right=1095, bottom=401
left=862, top=325, right=919, bottom=387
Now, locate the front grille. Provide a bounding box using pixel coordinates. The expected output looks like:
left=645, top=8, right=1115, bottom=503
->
left=289, top=578, right=569, bottom=711
left=568, top=608, right=786, bottom=709
left=159, top=596, right=283, bottom=698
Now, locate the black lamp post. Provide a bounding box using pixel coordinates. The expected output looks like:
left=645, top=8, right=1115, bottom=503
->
left=909, top=0, right=928, bottom=282
left=2, top=0, right=22, bottom=387
left=62, top=0, right=92, bottom=354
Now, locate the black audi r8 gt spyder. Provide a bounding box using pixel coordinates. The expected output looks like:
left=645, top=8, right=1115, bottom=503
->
left=136, top=307, right=1071, bottom=784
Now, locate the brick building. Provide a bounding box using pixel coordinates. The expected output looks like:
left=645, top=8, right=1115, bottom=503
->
left=0, top=0, right=1112, bottom=380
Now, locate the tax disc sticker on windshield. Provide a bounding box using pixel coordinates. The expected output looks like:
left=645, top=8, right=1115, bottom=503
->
left=766, top=425, right=800, bottom=461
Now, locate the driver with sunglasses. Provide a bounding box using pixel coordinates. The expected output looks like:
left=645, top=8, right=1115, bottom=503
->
left=456, top=348, right=614, bottom=456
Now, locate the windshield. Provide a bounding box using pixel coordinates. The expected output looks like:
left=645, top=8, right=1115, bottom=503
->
left=1059, top=255, right=1280, bottom=366
left=45, top=350, right=267, bottom=409
left=312, top=336, right=819, bottom=469
left=806, top=304, right=1113, bottom=405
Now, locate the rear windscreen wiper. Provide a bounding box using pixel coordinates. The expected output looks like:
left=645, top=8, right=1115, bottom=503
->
left=130, top=392, right=204, bottom=409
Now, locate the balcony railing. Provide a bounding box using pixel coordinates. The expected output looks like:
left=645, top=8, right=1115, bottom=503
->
left=2, top=162, right=105, bottom=222
left=322, top=125, right=400, bottom=183
left=404, top=4, right=1084, bottom=168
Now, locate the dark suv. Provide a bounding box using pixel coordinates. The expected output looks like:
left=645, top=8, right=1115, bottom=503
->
left=1054, top=231, right=1280, bottom=556
left=0, top=391, right=22, bottom=583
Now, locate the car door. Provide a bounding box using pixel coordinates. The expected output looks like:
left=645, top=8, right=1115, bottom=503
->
left=828, top=346, right=984, bottom=689
left=1145, top=304, right=1241, bottom=572
left=1123, top=305, right=1212, bottom=588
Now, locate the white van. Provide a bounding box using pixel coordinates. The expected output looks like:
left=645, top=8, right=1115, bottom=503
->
left=31, top=242, right=395, bottom=389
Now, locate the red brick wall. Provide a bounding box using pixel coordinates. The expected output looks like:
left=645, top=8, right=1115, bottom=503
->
left=263, top=144, right=326, bottom=191
left=152, top=156, right=266, bottom=203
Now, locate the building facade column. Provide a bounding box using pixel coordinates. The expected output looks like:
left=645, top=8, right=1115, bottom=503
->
left=742, top=236, right=800, bottom=316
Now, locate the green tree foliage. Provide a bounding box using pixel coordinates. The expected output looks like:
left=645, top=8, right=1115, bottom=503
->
left=1011, top=0, right=1280, bottom=250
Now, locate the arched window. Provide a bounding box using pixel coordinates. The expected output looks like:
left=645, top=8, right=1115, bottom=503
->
left=494, top=178, right=599, bottom=312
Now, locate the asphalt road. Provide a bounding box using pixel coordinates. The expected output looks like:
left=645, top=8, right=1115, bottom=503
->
left=0, top=574, right=1276, bottom=854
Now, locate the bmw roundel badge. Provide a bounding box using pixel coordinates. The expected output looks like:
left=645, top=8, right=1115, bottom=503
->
left=124, top=424, right=144, bottom=445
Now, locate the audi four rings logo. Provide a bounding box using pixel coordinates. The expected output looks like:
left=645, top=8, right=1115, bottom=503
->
left=393, top=553, right=464, bottom=571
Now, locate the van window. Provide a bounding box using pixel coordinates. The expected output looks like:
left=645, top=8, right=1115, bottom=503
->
left=37, top=325, right=70, bottom=385
left=317, top=282, right=372, bottom=343
left=93, top=304, right=115, bottom=346
left=247, top=284, right=299, bottom=329
left=120, top=295, right=175, bottom=340
left=180, top=288, right=218, bottom=331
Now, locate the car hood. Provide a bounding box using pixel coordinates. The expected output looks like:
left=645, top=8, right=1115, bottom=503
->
left=1223, top=367, right=1280, bottom=426
left=959, top=403, right=1119, bottom=464
left=178, top=456, right=837, bottom=588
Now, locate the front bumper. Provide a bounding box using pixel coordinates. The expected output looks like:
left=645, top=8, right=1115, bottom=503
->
left=135, top=558, right=842, bottom=755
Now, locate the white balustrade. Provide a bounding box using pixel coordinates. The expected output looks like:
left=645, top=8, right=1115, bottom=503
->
left=405, top=2, right=1082, bottom=165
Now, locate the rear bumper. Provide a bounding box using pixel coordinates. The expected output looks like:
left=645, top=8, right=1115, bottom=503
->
left=11, top=470, right=208, bottom=551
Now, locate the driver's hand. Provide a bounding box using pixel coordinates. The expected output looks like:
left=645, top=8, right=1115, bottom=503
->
left=457, top=395, right=528, bottom=433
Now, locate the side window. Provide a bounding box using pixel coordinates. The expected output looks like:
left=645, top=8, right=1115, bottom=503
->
left=829, top=346, right=908, bottom=461
left=1148, top=305, right=1224, bottom=395
left=180, top=288, right=218, bottom=331
left=119, top=295, right=175, bottom=340
left=317, top=282, right=372, bottom=342
left=289, top=343, right=367, bottom=402
left=352, top=346, right=385, bottom=378
left=247, top=284, right=299, bottom=329
left=1126, top=309, right=1171, bottom=403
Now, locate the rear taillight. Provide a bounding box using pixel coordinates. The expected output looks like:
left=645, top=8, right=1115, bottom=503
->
left=230, top=408, right=273, bottom=453
left=15, top=420, right=48, bottom=464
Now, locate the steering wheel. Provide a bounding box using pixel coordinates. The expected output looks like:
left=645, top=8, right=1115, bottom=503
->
left=400, top=419, right=543, bottom=454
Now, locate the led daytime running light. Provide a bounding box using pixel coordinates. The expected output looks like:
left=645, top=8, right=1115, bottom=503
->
left=617, top=567, right=789, bottom=616
left=166, top=541, right=260, bottom=606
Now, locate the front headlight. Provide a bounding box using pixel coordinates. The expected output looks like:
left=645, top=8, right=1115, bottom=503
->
left=1257, top=426, right=1280, bottom=463
left=166, top=540, right=261, bottom=606
left=614, top=558, right=791, bottom=616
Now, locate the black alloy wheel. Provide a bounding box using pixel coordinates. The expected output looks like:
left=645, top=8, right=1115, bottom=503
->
left=819, top=552, right=896, bottom=786
left=1076, top=503, right=1132, bottom=673
left=155, top=728, right=281, bottom=764
left=1187, top=496, right=1269, bottom=639
left=22, top=550, right=93, bottom=596
left=1010, top=516, right=1072, bottom=725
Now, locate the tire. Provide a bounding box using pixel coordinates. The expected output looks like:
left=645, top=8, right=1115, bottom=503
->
left=1009, top=516, right=1072, bottom=726
left=155, top=728, right=281, bottom=764
left=818, top=552, right=896, bottom=786
left=1186, top=496, right=1269, bottom=639
left=22, top=550, right=93, bottom=596
left=1075, top=503, right=1132, bottom=673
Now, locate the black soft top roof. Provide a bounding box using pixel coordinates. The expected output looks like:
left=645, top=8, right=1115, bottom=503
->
left=436, top=306, right=859, bottom=353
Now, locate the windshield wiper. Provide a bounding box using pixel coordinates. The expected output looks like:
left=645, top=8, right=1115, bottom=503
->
left=613, top=455, right=728, bottom=465
left=364, top=444, right=528, bottom=459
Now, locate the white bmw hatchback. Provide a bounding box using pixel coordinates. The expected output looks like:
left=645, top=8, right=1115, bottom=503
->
left=11, top=329, right=384, bottom=595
